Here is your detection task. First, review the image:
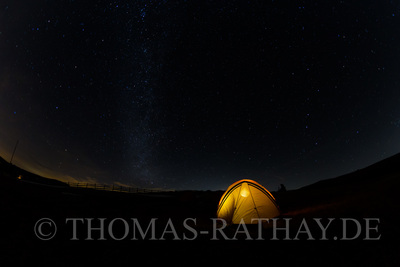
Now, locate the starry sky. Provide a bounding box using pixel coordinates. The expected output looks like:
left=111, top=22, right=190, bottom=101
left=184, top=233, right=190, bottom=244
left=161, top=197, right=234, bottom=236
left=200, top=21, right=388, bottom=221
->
left=1, top=0, right=400, bottom=190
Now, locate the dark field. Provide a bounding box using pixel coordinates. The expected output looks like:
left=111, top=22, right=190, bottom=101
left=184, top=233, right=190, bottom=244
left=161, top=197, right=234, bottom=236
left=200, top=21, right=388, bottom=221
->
left=1, top=154, right=399, bottom=266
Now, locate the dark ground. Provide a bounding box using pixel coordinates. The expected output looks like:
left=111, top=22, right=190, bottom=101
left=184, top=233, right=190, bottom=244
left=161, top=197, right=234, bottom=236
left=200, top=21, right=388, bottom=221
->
left=1, top=154, right=399, bottom=266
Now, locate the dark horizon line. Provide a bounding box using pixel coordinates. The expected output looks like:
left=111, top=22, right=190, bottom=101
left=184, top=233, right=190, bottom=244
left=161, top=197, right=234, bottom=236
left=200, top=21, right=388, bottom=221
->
left=1, top=151, right=398, bottom=192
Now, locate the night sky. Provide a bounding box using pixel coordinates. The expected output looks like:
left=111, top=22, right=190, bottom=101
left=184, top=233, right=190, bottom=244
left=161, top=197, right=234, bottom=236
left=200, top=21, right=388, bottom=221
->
left=1, top=0, right=400, bottom=190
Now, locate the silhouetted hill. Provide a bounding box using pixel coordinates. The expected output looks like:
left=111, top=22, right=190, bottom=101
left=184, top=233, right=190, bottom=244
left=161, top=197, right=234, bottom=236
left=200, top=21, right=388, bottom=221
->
left=301, top=152, right=400, bottom=190
left=274, top=153, right=400, bottom=217
left=0, top=156, right=68, bottom=187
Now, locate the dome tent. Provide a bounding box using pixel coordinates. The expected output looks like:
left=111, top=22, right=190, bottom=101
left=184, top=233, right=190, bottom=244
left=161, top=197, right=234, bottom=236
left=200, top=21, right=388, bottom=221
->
left=217, top=179, right=280, bottom=224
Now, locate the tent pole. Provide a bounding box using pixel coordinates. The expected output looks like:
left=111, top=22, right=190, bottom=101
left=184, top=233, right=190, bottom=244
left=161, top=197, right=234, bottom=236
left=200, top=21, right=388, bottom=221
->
left=248, top=185, right=260, bottom=218
left=10, top=140, right=19, bottom=164
left=233, top=184, right=245, bottom=220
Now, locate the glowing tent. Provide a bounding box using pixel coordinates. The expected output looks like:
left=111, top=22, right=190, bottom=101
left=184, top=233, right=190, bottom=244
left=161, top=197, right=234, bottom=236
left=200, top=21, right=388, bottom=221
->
left=217, top=179, right=280, bottom=224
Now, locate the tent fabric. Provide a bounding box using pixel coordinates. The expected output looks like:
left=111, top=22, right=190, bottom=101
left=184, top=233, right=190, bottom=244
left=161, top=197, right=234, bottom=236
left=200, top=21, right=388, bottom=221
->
left=217, top=179, right=280, bottom=224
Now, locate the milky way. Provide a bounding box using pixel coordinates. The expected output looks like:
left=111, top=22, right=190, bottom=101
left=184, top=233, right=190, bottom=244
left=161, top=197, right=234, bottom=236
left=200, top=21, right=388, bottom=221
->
left=1, top=1, right=400, bottom=190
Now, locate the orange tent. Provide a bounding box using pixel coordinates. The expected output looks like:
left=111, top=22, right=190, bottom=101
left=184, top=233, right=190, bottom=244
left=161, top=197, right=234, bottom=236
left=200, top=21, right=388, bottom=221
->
left=217, top=179, right=280, bottom=224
